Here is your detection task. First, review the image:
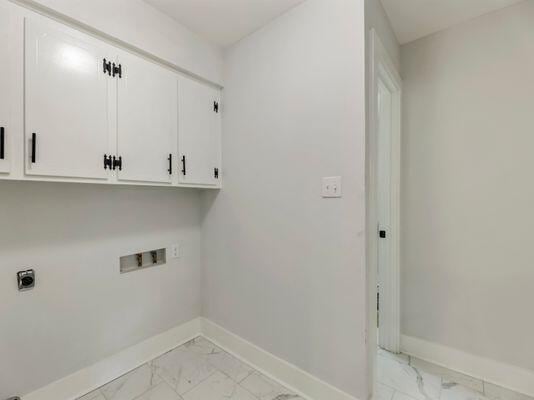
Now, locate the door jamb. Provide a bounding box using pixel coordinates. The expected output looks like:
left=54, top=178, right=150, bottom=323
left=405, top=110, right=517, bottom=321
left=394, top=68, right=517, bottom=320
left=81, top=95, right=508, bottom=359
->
left=368, top=28, right=402, bottom=354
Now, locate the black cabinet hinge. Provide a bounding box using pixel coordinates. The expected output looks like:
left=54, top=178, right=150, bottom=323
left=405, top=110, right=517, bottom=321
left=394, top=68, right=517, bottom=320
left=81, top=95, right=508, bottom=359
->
left=113, top=155, right=122, bottom=171
left=214, top=101, right=219, bottom=113
left=168, top=154, right=172, bottom=175
left=112, top=63, right=122, bottom=78
left=379, top=230, right=387, bottom=239
left=104, top=154, right=112, bottom=170
left=103, top=59, right=112, bottom=76
left=214, top=167, right=219, bottom=179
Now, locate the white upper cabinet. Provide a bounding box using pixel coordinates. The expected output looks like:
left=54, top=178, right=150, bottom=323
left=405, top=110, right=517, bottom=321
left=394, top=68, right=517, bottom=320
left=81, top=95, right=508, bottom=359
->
left=25, top=19, right=113, bottom=180
left=116, top=51, right=176, bottom=184
left=0, top=10, right=12, bottom=174
left=5, top=7, right=221, bottom=188
left=178, top=77, right=221, bottom=186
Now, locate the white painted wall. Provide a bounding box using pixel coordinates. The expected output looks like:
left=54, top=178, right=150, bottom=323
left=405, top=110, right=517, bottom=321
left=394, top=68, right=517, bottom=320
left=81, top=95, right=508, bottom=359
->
left=19, top=0, right=224, bottom=84
left=401, top=0, right=534, bottom=372
left=201, top=0, right=368, bottom=398
left=0, top=182, right=202, bottom=398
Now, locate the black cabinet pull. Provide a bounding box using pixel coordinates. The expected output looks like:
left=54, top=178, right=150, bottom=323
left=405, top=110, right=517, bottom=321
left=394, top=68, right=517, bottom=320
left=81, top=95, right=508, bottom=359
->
left=181, top=155, right=186, bottom=175
left=168, top=154, right=172, bottom=175
left=0, top=127, right=4, bottom=160
left=31, top=132, right=36, bottom=163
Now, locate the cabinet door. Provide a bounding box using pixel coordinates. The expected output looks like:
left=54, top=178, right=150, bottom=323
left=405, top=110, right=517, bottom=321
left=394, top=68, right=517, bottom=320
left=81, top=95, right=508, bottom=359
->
left=0, top=10, right=11, bottom=174
left=178, top=77, right=221, bottom=186
left=25, top=19, right=113, bottom=180
left=116, top=51, right=176, bottom=184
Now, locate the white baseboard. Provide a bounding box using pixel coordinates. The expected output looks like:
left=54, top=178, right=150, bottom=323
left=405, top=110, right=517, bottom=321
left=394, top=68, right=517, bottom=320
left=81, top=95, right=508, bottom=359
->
left=23, top=318, right=202, bottom=400
left=23, top=317, right=359, bottom=400
left=401, top=335, right=534, bottom=398
left=200, top=318, right=358, bottom=400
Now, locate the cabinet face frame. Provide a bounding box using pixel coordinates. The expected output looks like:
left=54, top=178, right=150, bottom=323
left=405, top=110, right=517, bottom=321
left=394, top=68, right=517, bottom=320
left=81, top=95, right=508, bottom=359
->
left=24, top=17, right=115, bottom=181
left=177, top=77, right=222, bottom=187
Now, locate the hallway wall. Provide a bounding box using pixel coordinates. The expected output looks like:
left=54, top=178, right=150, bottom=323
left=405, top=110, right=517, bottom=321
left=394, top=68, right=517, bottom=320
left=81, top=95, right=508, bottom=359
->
left=401, top=0, right=534, bottom=373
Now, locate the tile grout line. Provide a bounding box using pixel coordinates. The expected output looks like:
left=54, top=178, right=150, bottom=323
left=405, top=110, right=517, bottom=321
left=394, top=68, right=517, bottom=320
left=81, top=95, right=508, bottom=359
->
left=197, top=336, right=298, bottom=400
left=198, top=337, right=263, bottom=400
left=173, top=336, right=264, bottom=399
left=149, top=336, right=220, bottom=399
left=170, top=368, right=218, bottom=397
left=128, top=376, right=174, bottom=400
left=378, top=381, right=419, bottom=400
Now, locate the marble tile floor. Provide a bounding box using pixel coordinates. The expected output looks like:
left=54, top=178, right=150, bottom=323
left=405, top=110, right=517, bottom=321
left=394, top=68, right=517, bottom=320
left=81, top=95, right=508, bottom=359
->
left=375, top=348, right=534, bottom=400
left=76, top=337, right=532, bottom=400
left=78, top=336, right=305, bottom=400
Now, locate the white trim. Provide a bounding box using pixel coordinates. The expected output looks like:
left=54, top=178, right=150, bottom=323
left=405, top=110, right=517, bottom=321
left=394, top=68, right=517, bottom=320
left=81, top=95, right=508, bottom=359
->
left=201, top=318, right=358, bottom=400
left=368, top=28, right=402, bottom=354
left=23, top=318, right=202, bottom=400
left=22, top=318, right=359, bottom=400
left=401, top=335, right=534, bottom=398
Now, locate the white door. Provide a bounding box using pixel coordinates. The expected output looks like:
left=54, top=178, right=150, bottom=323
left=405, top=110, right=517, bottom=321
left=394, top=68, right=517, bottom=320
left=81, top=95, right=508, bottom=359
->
left=0, top=10, right=11, bottom=174
left=377, top=79, right=393, bottom=351
left=376, top=73, right=401, bottom=353
left=25, top=19, right=113, bottom=180
left=178, top=77, right=221, bottom=186
left=116, top=51, right=176, bottom=184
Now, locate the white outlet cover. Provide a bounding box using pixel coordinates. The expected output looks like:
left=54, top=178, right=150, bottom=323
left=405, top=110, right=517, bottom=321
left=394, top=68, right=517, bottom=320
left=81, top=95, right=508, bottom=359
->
left=170, top=244, right=180, bottom=259
left=322, top=176, right=342, bottom=198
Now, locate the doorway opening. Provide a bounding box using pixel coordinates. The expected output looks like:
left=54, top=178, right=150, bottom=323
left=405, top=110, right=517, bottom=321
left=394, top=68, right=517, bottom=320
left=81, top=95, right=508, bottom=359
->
left=368, top=28, right=402, bottom=393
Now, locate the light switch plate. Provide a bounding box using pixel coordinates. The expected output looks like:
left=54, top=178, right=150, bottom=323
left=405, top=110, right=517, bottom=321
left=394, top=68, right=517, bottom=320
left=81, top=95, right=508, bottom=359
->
left=322, top=176, right=342, bottom=198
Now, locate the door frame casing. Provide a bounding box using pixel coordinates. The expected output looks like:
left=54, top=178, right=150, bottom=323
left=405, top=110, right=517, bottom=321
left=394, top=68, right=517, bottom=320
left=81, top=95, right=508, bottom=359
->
left=368, top=28, right=402, bottom=356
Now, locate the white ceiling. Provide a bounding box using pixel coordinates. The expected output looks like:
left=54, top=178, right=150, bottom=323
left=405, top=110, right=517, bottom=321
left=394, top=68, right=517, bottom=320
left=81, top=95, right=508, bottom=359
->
left=143, top=0, right=306, bottom=47
left=380, top=0, right=525, bottom=44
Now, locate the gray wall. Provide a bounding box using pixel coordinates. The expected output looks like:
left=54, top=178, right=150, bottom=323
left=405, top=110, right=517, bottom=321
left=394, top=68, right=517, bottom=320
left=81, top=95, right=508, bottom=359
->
left=0, top=182, right=202, bottom=397
left=401, top=0, right=534, bottom=371
left=201, top=0, right=368, bottom=397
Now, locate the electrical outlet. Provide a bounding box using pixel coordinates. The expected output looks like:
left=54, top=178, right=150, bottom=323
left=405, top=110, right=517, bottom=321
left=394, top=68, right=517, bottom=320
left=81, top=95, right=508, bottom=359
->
left=170, top=244, right=180, bottom=259
left=322, top=176, right=342, bottom=198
